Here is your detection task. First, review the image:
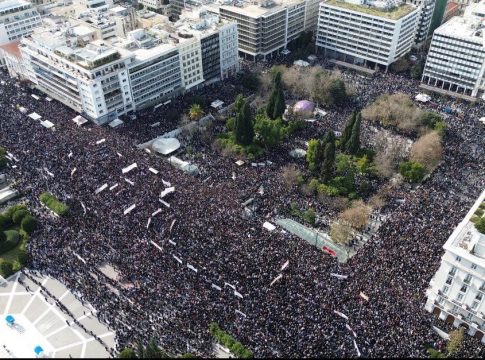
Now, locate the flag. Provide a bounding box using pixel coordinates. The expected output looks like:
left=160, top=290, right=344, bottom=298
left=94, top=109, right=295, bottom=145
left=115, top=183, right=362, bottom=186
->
left=333, top=310, right=349, bottom=321
left=322, top=246, right=337, bottom=257
left=270, top=274, right=283, bottom=287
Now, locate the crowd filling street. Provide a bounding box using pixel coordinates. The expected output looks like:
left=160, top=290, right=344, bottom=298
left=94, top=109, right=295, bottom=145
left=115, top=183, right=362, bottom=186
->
left=0, top=57, right=484, bottom=358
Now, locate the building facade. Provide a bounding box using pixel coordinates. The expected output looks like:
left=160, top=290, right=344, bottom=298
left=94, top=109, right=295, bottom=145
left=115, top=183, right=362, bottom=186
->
left=316, top=0, right=420, bottom=68
left=0, top=0, right=42, bottom=45
left=425, top=189, right=485, bottom=343
left=407, top=0, right=436, bottom=47
left=421, top=1, right=485, bottom=99
left=7, top=11, right=239, bottom=124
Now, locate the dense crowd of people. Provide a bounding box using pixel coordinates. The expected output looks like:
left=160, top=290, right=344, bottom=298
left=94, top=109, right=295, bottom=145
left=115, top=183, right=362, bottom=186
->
left=0, top=60, right=484, bottom=359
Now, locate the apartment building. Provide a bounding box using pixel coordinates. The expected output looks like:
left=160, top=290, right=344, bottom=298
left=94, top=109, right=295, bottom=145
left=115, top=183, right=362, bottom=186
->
left=316, top=0, right=420, bottom=69
left=5, top=10, right=238, bottom=124
left=0, top=0, right=42, bottom=45
left=421, top=1, right=485, bottom=99
left=425, top=189, right=485, bottom=343
left=406, top=0, right=436, bottom=47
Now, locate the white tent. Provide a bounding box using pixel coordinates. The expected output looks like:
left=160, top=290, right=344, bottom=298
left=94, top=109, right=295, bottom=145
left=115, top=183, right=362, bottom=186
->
left=479, top=117, right=485, bottom=124
left=28, top=112, right=42, bottom=120
left=72, top=115, right=88, bottom=126
left=18, top=106, right=27, bottom=114
left=211, top=100, right=224, bottom=109
left=31, top=94, right=40, bottom=100
left=40, top=120, right=55, bottom=129
left=108, top=118, right=124, bottom=128
left=415, top=93, right=431, bottom=103
left=293, top=60, right=310, bottom=67
left=152, top=138, right=181, bottom=155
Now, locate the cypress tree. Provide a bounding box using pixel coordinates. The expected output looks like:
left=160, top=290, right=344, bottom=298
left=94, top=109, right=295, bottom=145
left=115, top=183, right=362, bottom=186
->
left=235, top=102, right=254, bottom=146
left=346, top=112, right=361, bottom=155
left=339, top=111, right=356, bottom=150
left=267, top=71, right=283, bottom=119
left=272, top=88, right=285, bottom=120
left=321, top=131, right=336, bottom=183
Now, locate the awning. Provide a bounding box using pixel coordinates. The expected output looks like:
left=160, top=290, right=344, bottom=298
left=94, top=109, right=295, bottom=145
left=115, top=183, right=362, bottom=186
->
left=28, top=112, right=42, bottom=120
left=152, top=138, right=181, bottom=155
left=211, top=100, right=224, bottom=109
left=108, top=118, right=124, bottom=128
left=415, top=93, right=431, bottom=103
left=41, top=120, right=55, bottom=129
left=72, top=115, right=88, bottom=126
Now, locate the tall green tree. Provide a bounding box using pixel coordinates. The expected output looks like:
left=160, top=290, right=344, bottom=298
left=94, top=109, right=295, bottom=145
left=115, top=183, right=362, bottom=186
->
left=306, top=139, right=324, bottom=173
left=254, top=114, right=284, bottom=149
left=346, top=112, right=361, bottom=155
left=235, top=102, right=254, bottom=146
left=267, top=71, right=283, bottom=119
left=118, top=347, right=136, bottom=358
left=329, top=79, right=347, bottom=106
left=234, top=94, right=245, bottom=114
left=321, top=131, right=336, bottom=183
left=340, top=111, right=356, bottom=150
left=143, top=340, right=168, bottom=358
left=272, top=88, right=285, bottom=120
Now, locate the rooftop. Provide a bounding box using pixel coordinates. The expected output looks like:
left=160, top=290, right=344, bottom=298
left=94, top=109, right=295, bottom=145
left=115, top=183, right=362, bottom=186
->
left=219, top=0, right=302, bottom=18
left=324, top=0, right=416, bottom=20
left=446, top=189, right=485, bottom=262
left=435, top=11, right=485, bottom=45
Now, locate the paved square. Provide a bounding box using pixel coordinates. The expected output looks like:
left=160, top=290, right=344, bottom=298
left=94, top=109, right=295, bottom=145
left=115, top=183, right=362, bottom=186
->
left=0, top=271, right=115, bottom=358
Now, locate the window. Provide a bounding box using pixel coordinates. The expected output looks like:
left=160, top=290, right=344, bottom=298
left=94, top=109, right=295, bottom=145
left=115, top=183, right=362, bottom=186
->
left=443, top=286, right=449, bottom=294
left=446, top=276, right=453, bottom=285
left=472, top=264, right=477, bottom=270
left=449, top=267, right=457, bottom=276
left=476, top=293, right=483, bottom=301
left=472, top=301, right=479, bottom=310
left=456, top=256, right=462, bottom=262
left=464, top=274, right=472, bottom=284
left=466, top=312, right=473, bottom=321
left=457, top=293, right=464, bottom=302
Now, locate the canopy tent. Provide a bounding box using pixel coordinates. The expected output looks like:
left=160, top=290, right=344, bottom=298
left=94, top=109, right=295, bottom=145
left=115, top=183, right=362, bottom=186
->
left=5, top=315, right=15, bottom=325
left=152, top=138, right=181, bottom=155
left=415, top=93, right=431, bottom=103
left=18, top=106, right=27, bottom=114
left=479, top=117, right=485, bottom=124
left=293, top=100, right=315, bottom=114
left=45, top=97, right=53, bottom=102
left=108, top=118, right=124, bottom=128
left=293, top=59, right=310, bottom=67
left=289, top=148, right=307, bottom=158
left=72, top=115, right=88, bottom=126
left=263, top=221, right=276, bottom=231
left=40, top=120, right=55, bottom=129
left=31, top=94, right=40, bottom=100
left=28, top=112, right=42, bottom=120
left=211, top=99, right=224, bottom=109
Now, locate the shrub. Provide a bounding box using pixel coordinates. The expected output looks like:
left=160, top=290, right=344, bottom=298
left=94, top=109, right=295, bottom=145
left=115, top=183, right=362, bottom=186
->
left=39, top=192, right=70, bottom=216
left=21, top=215, right=37, bottom=234
left=17, top=248, right=28, bottom=265
left=226, top=117, right=235, bottom=131
left=399, top=161, right=426, bottom=183
left=209, top=323, right=253, bottom=358
left=4, top=204, right=27, bottom=220
left=0, top=259, right=14, bottom=278
left=12, top=209, right=29, bottom=225
left=475, top=217, right=485, bottom=234
left=0, top=214, right=10, bottom=230
left=0, top=230, right=20, bottom=254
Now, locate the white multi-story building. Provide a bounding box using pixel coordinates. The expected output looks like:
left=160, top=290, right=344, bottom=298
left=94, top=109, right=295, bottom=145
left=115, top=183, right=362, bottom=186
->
left=316, top=0, right=420, bottom=69
left=425, top=190, right=485, bottom=343
left=407, top=0, right=436, bottom=47
left=3, top=10, right=238, bottom=124
left=140, top=0, right=171, bottom=13
left=0, top=0, right=42, bottom=45
left=421, top=1, right=485, bottom=100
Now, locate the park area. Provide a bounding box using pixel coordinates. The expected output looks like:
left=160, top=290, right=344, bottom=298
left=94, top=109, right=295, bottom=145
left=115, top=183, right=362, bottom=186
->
left=0, top=203, right=37, bottom=278
left=129, top=63, right=447, bottom=259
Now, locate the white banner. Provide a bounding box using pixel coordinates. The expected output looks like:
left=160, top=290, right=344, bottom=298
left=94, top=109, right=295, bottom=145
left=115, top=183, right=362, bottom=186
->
left=109, top=183, right=119, bottom=191
left=95, top=183, right=108, bottom=194
left=173, top=255, right=182, bottom=264
left=71, top=168, right=77, bottom=177
left=159, top=199, right=170, bottom=208
left=123, top=203, right=136, bottom=215
left=124, top=178, right=134, bottom=186
left=160, top=187, right=175, bottom=198
left=168, top=240, right=176, bottom=246
left=152, top=208, right=162, bottom=217
left=280, top=260, right=289, bottom=271
left=359, top=292, right=369, bottom=302
left=234, top=291, right=243, bottom=299
left=122, top=163, right=137, bottom=174
left=149, top=167, right=159, bottom=174
left=170, top=219, right=176, bottom=233
left=333, top=310, right=349, bottom=321
left=270, top=274, right=283, bottom=287
left=236, top=310, right=247, bottom=318
left=353, top=340, right=361, bottom=357
left=330, top=273, right=348, bottom=280
left=96, top=138, right=106, bottom=145
left=162, top=179, right=171, bottom=187
left=263, top=221, right=276, bottom=231
left=150, top=240, right=163, bottom=252
left=224, top=282, right=236, bottom=290
left=211, top=284, right=222, bottom=291
left=187, top=264, right=197, bottom=272
left=146, top=217, right=151, bottom=229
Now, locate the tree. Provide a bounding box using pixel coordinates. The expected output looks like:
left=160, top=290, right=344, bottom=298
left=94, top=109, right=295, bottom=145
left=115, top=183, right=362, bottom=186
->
left=241, top=72, right=260, bottom=91
left=330, top=220, right=353, bottom=245
left=409, top=131, right=443, bottom=171
left=340, top=112, right=356, bottom=150
left=447, top=328, right=464, bottom=355
left=399, top=161, right=426, bottom=183
left=118, top=347, right=136, bottom=358
left=0, top=147, right=6, bottom=169
left=135, top=342, right=144, bottom=359
left=0, top=260, right=13, bottom=277
left=143, top=340, right=167, bottom=358
left=0, top=230, right=5, bottom=244
left=12, top=209, right=29, bottom=225
left=272, top=88, right=285, bottom=120
left=306, top=139, right=324, bottom=173
left=410, top=63, right=423, bottom=79
left=21, top=215, right=37, bottom=234
left=254, top=114, right=284, bottom=149
left=338, top=200, right=371, bottom=230
left=345, top=112, right=361, bottom=155
left=0, top=214, right=9, bottom=230
left=281, top=165, right=302, bottom=188
left=475, top=217, right=485, bottom=234
left=188, top=103, right=203, bottom=121
left=321, top=132, right=336, bottom=183
left=420, top=111, right=442, bottom=128
left=234, top=94, right=245, bottom=114
left=328, top=79, right=347, bottom=107
left=391, top=57, right=411, bottom=73
left=235, top=102, right=254, bottom=146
